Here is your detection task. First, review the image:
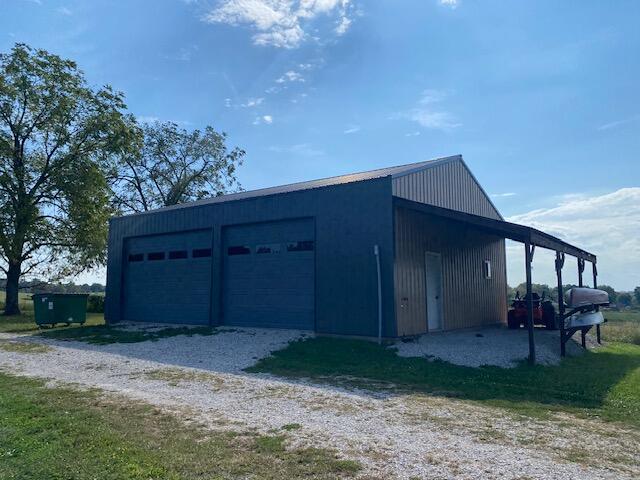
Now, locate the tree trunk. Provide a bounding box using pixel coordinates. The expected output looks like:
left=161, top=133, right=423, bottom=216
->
left=3, top=261, right=21, bottom=316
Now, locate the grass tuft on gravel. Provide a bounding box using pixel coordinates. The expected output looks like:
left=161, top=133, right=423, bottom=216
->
left=248, top=337, right=640, bottom=427
left=39, top=324, right=220, bottom=345
left=0, top=341, right=52, bottom=354
left=0, top=372, right=361, bottom=479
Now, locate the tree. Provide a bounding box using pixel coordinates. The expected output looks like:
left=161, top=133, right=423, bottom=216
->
left=511, top=283, right=552, bottom=299
left=0, top=44, right=134, bottom=315
left=634, top=287, right=640, bottom=306
left=111, top=121, right=244, bottom=213
left=597, top=285, right=617, bottom=304
left=618, top=292, right=632, bottom=308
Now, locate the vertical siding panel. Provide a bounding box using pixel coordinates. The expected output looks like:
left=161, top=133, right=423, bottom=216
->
left=392, top=159, right=501, bottom=220
left=394, top=207, right=507, bottom=334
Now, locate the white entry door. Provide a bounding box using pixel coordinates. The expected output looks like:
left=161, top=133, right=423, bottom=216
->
left=425, top=252, right=443, bottom=331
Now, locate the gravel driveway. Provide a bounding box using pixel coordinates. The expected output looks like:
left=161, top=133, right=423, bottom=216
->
left=0, top=327, right=637, bottom=480
left=394, top=326, right=597, bottom=368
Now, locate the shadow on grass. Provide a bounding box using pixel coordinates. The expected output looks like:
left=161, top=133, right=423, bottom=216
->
left=0, top=312, right=104, bottom=334
left=247, top=337, right=640, bottom=425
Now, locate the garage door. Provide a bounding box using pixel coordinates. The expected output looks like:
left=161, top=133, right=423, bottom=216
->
left=123, top=230, right=212, bottom=324
left=223, top=218, right=315, bottom=329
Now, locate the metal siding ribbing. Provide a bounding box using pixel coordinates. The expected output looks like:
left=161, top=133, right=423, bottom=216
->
left=105, top=178, right=396, bottom=337
left=394, top=207, right=507, bottom=335
left=122, top=230, right=212, bottom=324
left=392, top=160, right=502, bottom=220
left=222, top=219, right=315, bottom=329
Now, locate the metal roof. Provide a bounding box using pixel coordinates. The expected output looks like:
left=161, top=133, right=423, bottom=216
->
left=123, top=155, right=462, bottom=217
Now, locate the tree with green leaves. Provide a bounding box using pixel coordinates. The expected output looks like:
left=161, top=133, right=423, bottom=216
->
left=617, top=292, right=632, bottom=308
left=110, top=121, right=244, bottom=213
left=634, top=287, right=640, bottom=306
left=596, top=285, right=617, bottom=304
left=0, top=44, right=135, bottom=315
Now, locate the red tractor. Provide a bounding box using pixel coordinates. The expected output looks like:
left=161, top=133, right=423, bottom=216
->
left=507, top=291, right=556, bottom=330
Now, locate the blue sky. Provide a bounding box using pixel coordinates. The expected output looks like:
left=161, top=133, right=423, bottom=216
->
left=3, top=0, right=639, bottom=289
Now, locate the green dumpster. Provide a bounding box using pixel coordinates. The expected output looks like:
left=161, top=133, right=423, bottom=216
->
left=32, top=293, right=89, bottom=327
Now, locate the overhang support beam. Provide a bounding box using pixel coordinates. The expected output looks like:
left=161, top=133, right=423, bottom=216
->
left=525, top=241, right=535, bottom=365
left=578, top=258, right=586, bottom=287
left=556, top=252, right=566, bottom=356
left=593, top=262, right=602, bottom=344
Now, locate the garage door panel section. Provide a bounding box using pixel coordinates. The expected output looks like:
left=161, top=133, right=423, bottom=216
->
left=123, top=230, right=212, bottom=324
left=223, top=219, right=315, bottom=329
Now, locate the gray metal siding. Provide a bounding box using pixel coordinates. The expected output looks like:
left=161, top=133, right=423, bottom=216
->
left=392, top=160, right=502, bottom=220
left=106, top=178, right=396, bottom=337
left=222, top=219, right=315, bottom=329
left=394, top=206, right=507, bottom=335
left=122, top=230, right=213, bottom=324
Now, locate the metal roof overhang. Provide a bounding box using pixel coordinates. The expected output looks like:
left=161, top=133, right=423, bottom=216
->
left=394, top=197, right=596, bottom=263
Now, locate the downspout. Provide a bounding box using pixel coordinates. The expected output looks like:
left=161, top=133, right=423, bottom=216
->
left=374, top=245, right=382, bottom=345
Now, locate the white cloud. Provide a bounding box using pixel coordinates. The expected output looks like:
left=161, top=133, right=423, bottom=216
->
left=254, top=114, right=274, bottom=125
left=506, top=188, right=640, bottom=290
left=492, top=192, right=517, bottom=198
left=276, top=70, right=305, bottom=83
left=439, top=0, right=459, bottom=8
left=242, top=97, right=265, bottom=107
left=269, top=143, right=324, bottom=156
left=335, top=15, right=351, bottom=35
left=419, top=89, right=448, bottom=104
left=203, top=0, right=354, bottom=48
left=394, top=89, right=462, bottom=131
left=597, top=114, right=640, bottom=131
left=343, top=125, right=360, bottom=134
left=226, top=97, right=265, bottom=108
left=405, top=131, right=421, bottom=137
left=57, top=6, right=73, bottom=15
left=290, top=92, right=309, bottom=103
left=408, top=110, right=462, bottom=130
left=137, top=116, right=192, bottom=126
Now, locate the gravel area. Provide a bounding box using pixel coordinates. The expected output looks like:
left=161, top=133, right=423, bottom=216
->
left=0, top=327, right=636, bottom=480
left=394, top=326, right=598, bottom=368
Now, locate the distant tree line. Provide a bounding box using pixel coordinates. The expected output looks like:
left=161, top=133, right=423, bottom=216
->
left=508, top=284, right=640, bottom=309
left=0, top=278, right=104, bottom=294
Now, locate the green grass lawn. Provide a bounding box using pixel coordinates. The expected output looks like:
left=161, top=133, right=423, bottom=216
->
left=0, top=310, right=105, bottom=334
left=0, top=373, right=360, bottom=480
left=0, top=311, right=222, bottom=344
left=0, top=291, right=33, bottom=313
left=0, top=302, right=221, bottom=344
left=602, top=309, right=640, bottom=345
left=248, top=338, right=640, bottom=427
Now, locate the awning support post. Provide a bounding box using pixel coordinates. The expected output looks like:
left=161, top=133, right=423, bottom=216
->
left=555, top=252, right=566, bottom=356
left=577, top=258, right=585, bottom=287
left=593, top=262, right=601, bottom=344
left=525, top=241, right=535, bottom=365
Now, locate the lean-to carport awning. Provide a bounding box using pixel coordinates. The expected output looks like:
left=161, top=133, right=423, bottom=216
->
left=393, top=197, right=596, bottom=263
left=394, top=197, right=600, bottom=365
